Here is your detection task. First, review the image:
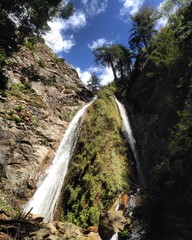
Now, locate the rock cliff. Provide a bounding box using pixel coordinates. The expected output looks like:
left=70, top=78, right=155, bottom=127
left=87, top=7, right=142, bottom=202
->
left=0, top=41, right=92, bottom=209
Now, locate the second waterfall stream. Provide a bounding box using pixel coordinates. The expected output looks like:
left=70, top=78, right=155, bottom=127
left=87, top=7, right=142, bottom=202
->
left=115, top=98, right=145, bottom=187
left=110, top=98, right=145, bottom=240
left=23, top=100, right=94, bottom=222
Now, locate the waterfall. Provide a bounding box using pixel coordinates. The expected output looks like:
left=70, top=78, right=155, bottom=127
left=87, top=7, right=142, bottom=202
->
left=115, top=98, right=145, bottom=187
left=110, top=98, right=144, bottom=240
left=23, top=100, right=94, bottom=222
left=111, top=233, right=118, bottom=240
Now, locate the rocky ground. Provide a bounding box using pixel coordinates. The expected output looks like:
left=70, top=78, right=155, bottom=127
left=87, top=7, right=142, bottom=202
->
left=0, top=189, right=142, bottom=240
left=0, top=212, right=101, bottom=240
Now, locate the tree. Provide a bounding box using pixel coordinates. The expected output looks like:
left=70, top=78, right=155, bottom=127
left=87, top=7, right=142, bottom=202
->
left=0, top=0, right=74, bottom=54
left=93, top=44, right=132, bottom=82
left=149, top=27, right=180, bottom=71
left=174, top=3, right=192, bottom=50
left=87, top=72, right=100, bottom=94
left=0, top=0, right=74, bottom=90
left=60, top=2, right=74, bottom=19
left=110, top=44, right=132, bottom=81
left=160, top=0, right=191, bottom=18
left=129, top=6, right=159, bottom=54
left=93, top=46, right=118, bottom=81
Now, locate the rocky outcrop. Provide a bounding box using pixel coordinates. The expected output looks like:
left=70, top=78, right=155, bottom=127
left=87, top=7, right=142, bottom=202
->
left=98, top=210, right=127, bottom=240
left=0, top=42, right=92, bottom=208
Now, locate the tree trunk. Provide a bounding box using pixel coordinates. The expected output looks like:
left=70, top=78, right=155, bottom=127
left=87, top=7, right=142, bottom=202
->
left=110, top=62, right=117, bottom=80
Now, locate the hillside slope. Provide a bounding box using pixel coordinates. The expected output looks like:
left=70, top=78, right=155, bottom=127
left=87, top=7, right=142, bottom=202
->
left=0, top=40, right=92, bottom=211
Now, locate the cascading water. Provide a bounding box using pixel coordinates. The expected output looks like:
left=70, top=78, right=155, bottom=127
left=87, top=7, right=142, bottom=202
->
left=111, top=233, right=118, bottom=240
left=110, top=98, right=144, bottom=240
left=23, top=100, right=94, bottom=222
left=115, top=98, right=145, bottom=187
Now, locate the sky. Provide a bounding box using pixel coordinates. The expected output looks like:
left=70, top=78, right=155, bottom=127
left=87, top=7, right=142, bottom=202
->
left=44, top=0, right=167, bottom=86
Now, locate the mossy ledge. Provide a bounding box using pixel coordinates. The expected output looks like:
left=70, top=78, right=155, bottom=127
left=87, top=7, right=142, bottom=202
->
left=59, top=88, right=131, bottom=228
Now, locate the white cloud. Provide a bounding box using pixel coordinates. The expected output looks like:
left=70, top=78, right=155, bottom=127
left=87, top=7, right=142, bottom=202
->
left=43, top=11, right=87, bottom=53
left=76, top=65, right=113, bottom=86
left=61, top=11, right=87, bottom=31
left=98, top=67, right=114, bottom=85
left=88, top=38, right=113, bottom=50
left=119, top=0, right=144, bottom=16
left=81, top=0, right=108, bottom=16
left=43, top=20, right=75, bottom=53
left=76, top=67, right=92, bottom=85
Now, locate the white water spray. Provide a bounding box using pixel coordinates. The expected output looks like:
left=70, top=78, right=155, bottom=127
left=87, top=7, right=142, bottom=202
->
left=23, top=100, right=94, bottom=222
left=111, top=233, right=119, bottom=240
left=115, top=98, right=145, bottom=187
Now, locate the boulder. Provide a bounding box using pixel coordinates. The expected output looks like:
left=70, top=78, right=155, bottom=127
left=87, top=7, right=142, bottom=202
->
left=87, top=232, right=102, bottom=240
left=30, top=214, right=44, bottom=223
left=98, top=211, right=127, bottom=240
left=55, top=221, right=83, bottom=239
left=30, top=228, right=50, bottom=239
left=46, top=223, right=58, bottom=234
left=47, top=235, right=59, bottom=240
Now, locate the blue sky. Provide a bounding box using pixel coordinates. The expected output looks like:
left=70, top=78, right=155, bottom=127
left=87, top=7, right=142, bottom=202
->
left=44, top=0, right=167, bottom=85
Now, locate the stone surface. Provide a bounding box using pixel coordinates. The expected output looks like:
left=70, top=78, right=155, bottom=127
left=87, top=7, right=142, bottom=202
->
left=87, top=232, right=102, bottom=240
left=46, top=223, right=58, bottom=234
left=0, top=43, right=92, bottom=208
left=98, top=210, right=127, bottom=240
left=30, top=214, right=44, bottom=223
left=47, top=235, right=59, bottom=240
left=24, top=221, right=100, bottom=240
left=30, top=228, right=50, bottom=239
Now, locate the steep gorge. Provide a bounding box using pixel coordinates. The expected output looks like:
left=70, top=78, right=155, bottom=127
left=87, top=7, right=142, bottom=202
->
left=0, top=41, right=136, bottom=240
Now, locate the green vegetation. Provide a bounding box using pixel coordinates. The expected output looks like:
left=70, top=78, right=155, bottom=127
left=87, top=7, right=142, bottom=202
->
left=11, top=82, right=32, bottom=93
left=91, top=1, right=192, bottom=239
left=21, top=65, right=58, bottom=86
left=129, top=6, right=159, bottom=54
left=24, top=36, right=45, bottom=51
left=119, top=229, right=131, bottom=239
left=87, top=72, right=100, bottom=94
left=38, top=58, right=46, bottom=68
left=0, top=0, right=74, bottom=89
left=61, top=88, right=130, bottom=228
left=93, top=44, right=132, bottom=83
left=0, top=190, right=18, bottom=218
left=8, top=85, right=46, bottom=110
left=0, top=0, right=74, bottom=54
left=112, top=2, right=192, bottom=239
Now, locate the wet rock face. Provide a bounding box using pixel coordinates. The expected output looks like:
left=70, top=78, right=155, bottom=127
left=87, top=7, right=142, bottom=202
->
left=0, top=43, right=92, bottom=206
left=98, top=211, right=127, bottom=240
